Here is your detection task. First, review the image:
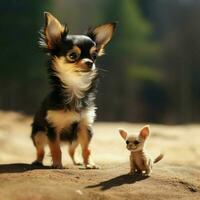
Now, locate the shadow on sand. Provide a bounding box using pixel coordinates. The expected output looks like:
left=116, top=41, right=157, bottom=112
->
left=0, top=163, right=51, bottom=173
left=86, top=173, right=149, bottom=191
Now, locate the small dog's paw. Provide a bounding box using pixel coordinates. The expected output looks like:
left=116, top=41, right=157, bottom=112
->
left=73, top=161, right=83, bottom=166
left=82, top=164, right=100, bottom=170
left=75, top=162, right=83, bottom=166
left=51, top=164, right=64, bottom=169
left=143, top=172, right=151, bottom=177
left=86, top=164, right=100, bottom=169
left=31, top=160, right=43, bottom=166
left=128, top=171, right=135, bottom=175
left=146, top=173, right=151, bottom=177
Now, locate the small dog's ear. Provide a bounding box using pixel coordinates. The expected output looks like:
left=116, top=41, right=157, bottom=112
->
left=139, top=125, right=150, bottom=140
left=119, top=129, right=128, bottom=140
left=87, top=22, right=117, bottom=54
left=43, top=12, right=67, bottom=49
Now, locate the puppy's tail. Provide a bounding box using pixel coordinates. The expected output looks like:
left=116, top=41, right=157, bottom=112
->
left=154, top=153, right=164, bottom=163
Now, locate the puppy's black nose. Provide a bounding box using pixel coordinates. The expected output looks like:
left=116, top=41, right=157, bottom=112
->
left=85, top=60, right=93, bottom=68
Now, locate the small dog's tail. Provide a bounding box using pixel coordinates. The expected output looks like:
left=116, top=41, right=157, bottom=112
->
left=154, top=153, right=164, bottom=163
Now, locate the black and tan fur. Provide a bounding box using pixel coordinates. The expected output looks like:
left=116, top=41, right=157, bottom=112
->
left=31, top=12, right=116, bottom=169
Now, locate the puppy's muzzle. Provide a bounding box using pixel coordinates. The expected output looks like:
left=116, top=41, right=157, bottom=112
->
left=85, top=60, right=93, bottom=68
left=81, top=58, right=95, bottom=69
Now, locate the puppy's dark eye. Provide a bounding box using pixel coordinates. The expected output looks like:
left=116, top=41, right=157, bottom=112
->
left=134, top=140, right=140, bottom=145
left=68, top=52, right=79, bottom=61
left=91, top=52, right=98, bottom=60
left=69, top=52, right=78, bottom=60
left=126, top=140, right=129, bottom=145
left=67, top=50, right=80, bottom=62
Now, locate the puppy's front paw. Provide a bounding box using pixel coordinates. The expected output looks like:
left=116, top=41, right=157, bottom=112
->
left=82, top=164, right=100, bottom=170
left=128, top=171, right=135, bottom=175
left=51, top=164, right=64, bottom=169
left=74, top=162, right=83, bottom=166
left=143, top=173, right=151, bottom=177
left=32, top=160, right=43, bottom=166
left=73, top=159, right=83, bottom=166
left=143, top=171, right=151, bottom=177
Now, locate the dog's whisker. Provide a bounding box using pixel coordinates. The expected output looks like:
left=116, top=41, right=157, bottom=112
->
left=98, top=67, right=108, bottom=72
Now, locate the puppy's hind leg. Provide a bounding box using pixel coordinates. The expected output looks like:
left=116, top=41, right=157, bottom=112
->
left=68, top=141, right=82, bottom=166
left=47, top=125, right=63, bottom=169
left=31, top=130, right=47, bottom=166
left=78, top=124, right=98, bottom=169
left=129, top=155, right=136, bottom=175
left=144, top=159, right=152, bottom=176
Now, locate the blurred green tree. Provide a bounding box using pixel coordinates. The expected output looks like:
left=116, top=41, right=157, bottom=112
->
left=142, top=0, right=200, bottom=123
left=0, top=0, right=51, bottom=113
left=1, top=0, right=199, bottom=123
left=97, top=0, right=167, bottom=122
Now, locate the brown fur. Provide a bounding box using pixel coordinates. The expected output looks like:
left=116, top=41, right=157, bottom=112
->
left=44, top=12, right=65, bottom=49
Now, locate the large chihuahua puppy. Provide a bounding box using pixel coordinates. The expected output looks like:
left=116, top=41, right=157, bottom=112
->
left=31, top=12, right=116, bottom=169
left=119, top=125, right=163, bottom=176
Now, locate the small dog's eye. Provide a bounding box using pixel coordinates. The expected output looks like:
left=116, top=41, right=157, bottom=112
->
left=126, top=140, right=129, bottom=145
left=91, top=52, right=98, bottom=60
left=67, top=50, right=80, bottom=62
left=134, top=140, right=140, bottom=145
left=68, top=52, right=79, bottom=61
left=69, top=52, right=78, bottom=59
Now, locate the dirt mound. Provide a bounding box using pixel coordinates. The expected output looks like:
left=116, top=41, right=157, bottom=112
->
left=0, top=163, right=199, bottom=200
left=0, top=111, right=200, bottom=200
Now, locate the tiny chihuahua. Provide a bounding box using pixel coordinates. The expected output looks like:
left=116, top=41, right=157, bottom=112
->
left=119, top=125, right=163, bottom=176
left=31, top=12, right=116, bottom=169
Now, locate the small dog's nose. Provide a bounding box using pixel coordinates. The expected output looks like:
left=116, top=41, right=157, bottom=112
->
left=85, top=60, right=93, bottom=68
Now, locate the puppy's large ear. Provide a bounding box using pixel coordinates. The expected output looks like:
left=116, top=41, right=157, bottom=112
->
left=42, top=12, right=67, bottom=49
left=87, top=22, right=117, bottom=55
left=119, top=129, right=128, bottom=140
left=139, top=125, right=150, bottom=140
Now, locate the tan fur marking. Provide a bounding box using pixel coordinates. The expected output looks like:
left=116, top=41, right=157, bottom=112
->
left=68, top=142, right=80, bottom=165
left=79, top=125, right=96, bottom=167
left=34, top=131, right=47, bottom=146
left=34, top=132, right=47, bottom=162
left=82, top=148, right=90, bottom=165
left=77, top=122, right=89, bottom=147
left=66, top=46, right=81, bottom=62
left=48, top=139, right=62, bottom=168
left=46, top=108, right=97, bottom=168
left=47, top=110, right=80, bottom=133
left=77, top=121, right=94, bottom=167
left=90, top=46, right=97, bottom=54
left=90, top=46, right=104, bottom=57
left=47, top=107, right=96, bottom=134
left=36, top=149, right=45, bottom=162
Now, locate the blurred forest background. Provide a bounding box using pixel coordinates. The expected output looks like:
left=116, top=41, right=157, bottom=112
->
left=0, top=0, right=200, bottom=124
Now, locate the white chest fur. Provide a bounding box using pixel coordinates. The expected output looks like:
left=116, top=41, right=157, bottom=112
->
left=53, top=57, right=97, bottom=101
left=46, top=107, right=96, bottom=133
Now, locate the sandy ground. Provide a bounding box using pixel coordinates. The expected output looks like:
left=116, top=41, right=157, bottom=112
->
left=0, top=111, right=200, bottom=200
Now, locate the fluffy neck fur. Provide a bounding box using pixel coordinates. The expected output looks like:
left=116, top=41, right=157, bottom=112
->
left=48, top=57, right=98, bottom=110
